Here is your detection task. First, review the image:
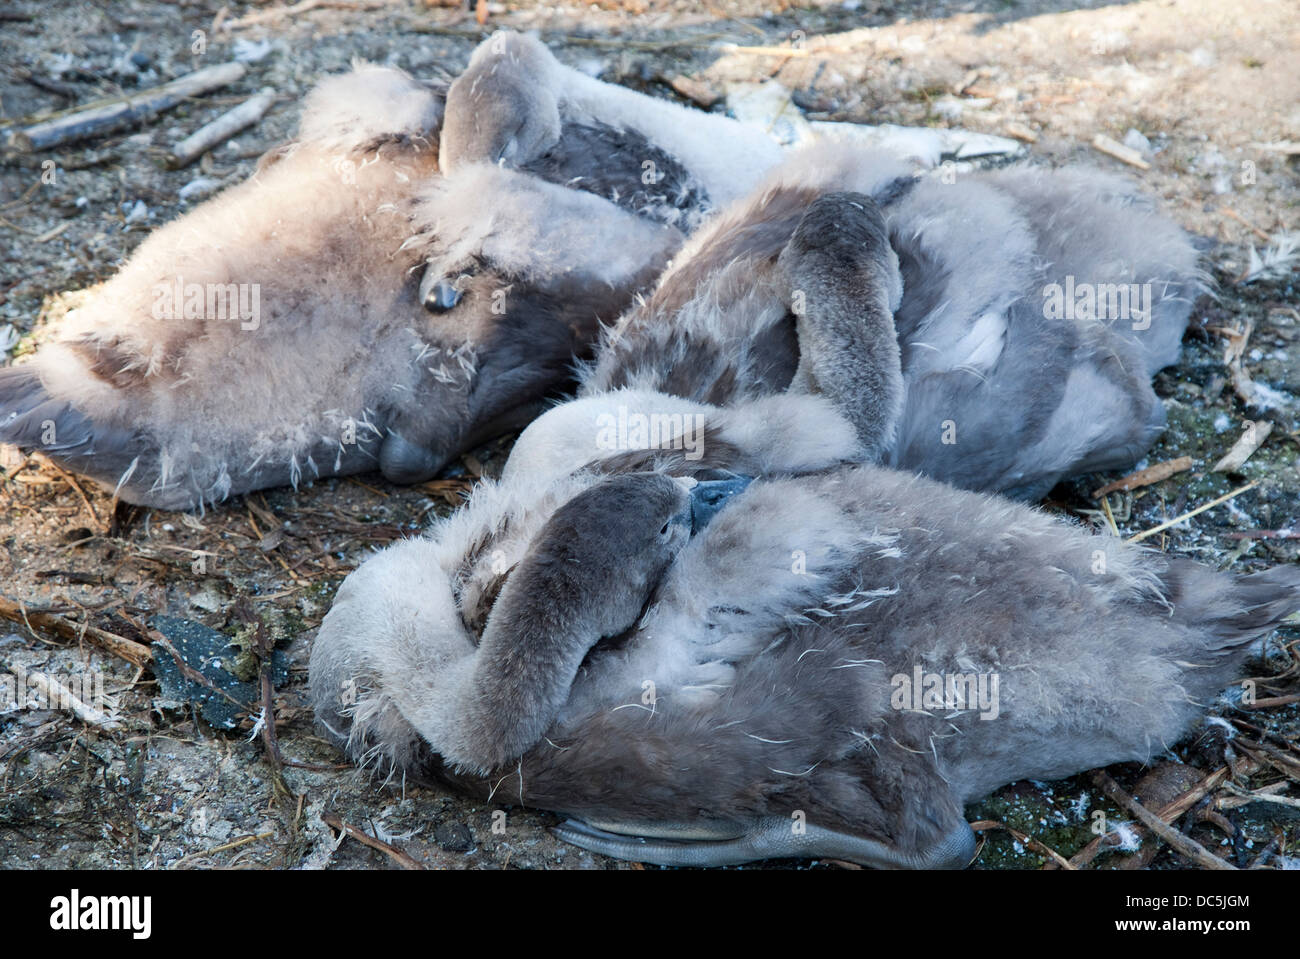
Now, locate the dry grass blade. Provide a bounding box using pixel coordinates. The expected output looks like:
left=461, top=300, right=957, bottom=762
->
left=1126, top=482, right=1258, bottom=544
left=34, top=454, right=105, bottom=531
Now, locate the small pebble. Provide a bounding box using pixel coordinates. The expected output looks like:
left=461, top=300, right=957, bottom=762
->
left=1122, top=127, right=1152, bottom=156
left=434, top=821, right=474, bottom=853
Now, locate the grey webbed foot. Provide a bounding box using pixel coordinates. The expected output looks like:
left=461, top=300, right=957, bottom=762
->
left=553, top=816, right=977, bottom=870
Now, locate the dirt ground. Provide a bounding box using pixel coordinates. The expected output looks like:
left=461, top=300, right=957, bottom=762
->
left=0, top=0, right=1297, bottom=870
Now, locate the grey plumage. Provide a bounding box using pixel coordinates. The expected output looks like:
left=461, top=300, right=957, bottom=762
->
left=442, top=32, right=1201, bottom=497
left=582, top=142, right=1203, bottom=499
left=305, top=31, right=1240, bottom=871
left=440, top=31, right=782, bottom=225
left=310, top=429, right=1299, bottom=867
left=0, top=63, right=680, bottom=508
left=3, top=33, right=1202, bottom=508
left=777, top=191, right=903, bottom=461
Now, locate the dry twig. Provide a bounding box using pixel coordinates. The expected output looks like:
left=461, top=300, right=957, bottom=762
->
left=1053, top=766, right=1229, bottom=869
left=0, top=595, right=152, bottom=666
left=1092, top=771, right=1236, bottom=870
left=1093, top=456, right=1193, bottom=498
left=321, top=812, right=424, bottom=869
left=969, top=820, right=1073, bottom=869
left=1091, top=133, right=1150, bottom=170
left=7, top=62, right=248, bottom=152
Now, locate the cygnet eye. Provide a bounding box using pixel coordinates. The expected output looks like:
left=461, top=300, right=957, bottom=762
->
left=659, top=521, right=671, bottom=537
left=419, top=264, right=475, bottom=314
left=422, top=278, right=462, bottom=313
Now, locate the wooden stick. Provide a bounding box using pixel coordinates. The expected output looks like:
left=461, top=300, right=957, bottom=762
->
left=321, top=812, right=424, bottom=869
left=1091, top=133, right=1151, bottom=170
left=1249, top=140, right=1300, bottom=155
left=0, top=595, right=152, bottom=666
left=169, top=89, right=276, bottom=168
left=1053, top=766, right=1229, bottom=869
left=226, top=0, right=323, bottom=29
left=1093, top=770, right=1236, bottom=870
left=969, top=820, right=1074, bottom=869
left=226, top=0, right=388, bottom=29
left=1004, top=122, right=1038, bottom=144
left=7, top=62, right=248, bottom=152
left=716, top=43, right=840, bottom=59
left=35, top=221, right=71, bottom=243
left=1245, top=694, right=1300, bottom=709
left=1224, top=528, right=1300, bottom=540
left=11, top=67, right=80, bottom=100
left=171, top=830, right=276, bottom=867
left=1126, top=482, right=1257, bottom=544
left=9, top=666, right=120, bottom=730
left=1219, top=206, right=1272, bottom=243
left=1236, top=741, right=1300, bottom=780
left=1093, top=456, right=1193, bottom=498
left=1220, top=782, right=1300, bottom=809
left=1215, top=781, right=1288, bottom=811
left=1148, top=767, right=1233, bottom=823
left=1213, top=421, right=1273, bottom=472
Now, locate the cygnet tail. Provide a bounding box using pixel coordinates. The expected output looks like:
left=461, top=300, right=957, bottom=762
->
left=1164, top=560, right=1300, bottom=691
left=0, top=363, right=148, bottom=498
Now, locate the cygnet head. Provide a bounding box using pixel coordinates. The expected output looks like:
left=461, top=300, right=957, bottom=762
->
left=517, top=473, right=694, bottom=640
left=439, top=31, right=562, bottom=174
left=430, top=471, right=751, bottom=773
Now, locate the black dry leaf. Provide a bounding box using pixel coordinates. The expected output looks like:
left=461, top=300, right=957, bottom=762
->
left=148, top=615, right=287, bottom=731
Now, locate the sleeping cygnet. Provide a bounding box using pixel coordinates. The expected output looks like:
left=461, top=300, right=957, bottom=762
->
left=0, top=63, right=681, bottom=509
left=575, top=142, right=1202, bottom=500
left=310, top=412, right=1298, bottom=867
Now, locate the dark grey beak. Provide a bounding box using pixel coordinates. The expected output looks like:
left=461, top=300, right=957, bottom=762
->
left=689, top=473, right=753, bottom=534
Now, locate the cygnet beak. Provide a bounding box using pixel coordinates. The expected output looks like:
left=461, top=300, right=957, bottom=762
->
left=688, top=472, right=754, bottom=534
